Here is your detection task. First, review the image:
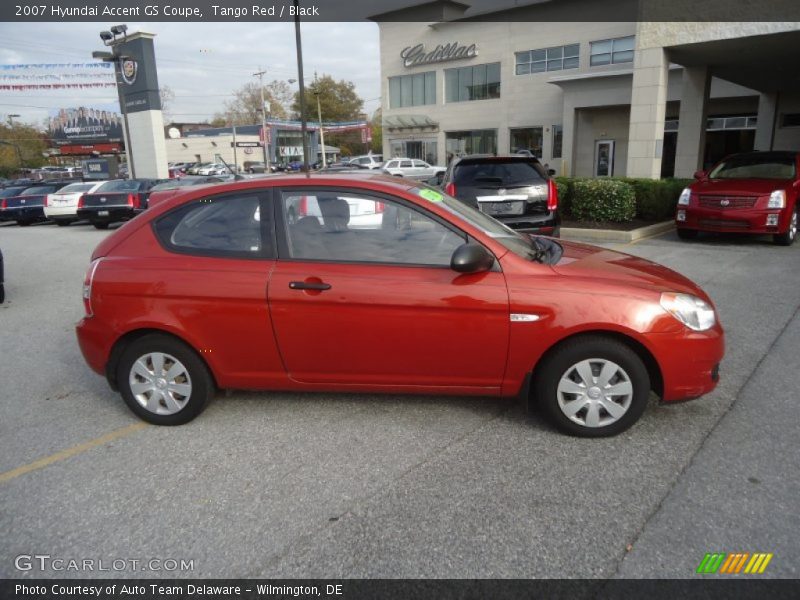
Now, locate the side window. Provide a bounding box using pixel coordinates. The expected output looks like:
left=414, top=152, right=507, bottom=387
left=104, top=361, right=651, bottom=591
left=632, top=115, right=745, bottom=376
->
left=282, top=191, right=466, bottom=266
left=154, top=193, right=269, bottom=258
left=400, top=160, right=413, bottom=168
left=413, top=160, right=428, bottom=168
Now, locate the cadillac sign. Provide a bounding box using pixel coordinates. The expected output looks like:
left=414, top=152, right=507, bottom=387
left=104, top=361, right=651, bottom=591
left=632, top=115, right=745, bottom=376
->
left=401, top=42, right=478, bottom=68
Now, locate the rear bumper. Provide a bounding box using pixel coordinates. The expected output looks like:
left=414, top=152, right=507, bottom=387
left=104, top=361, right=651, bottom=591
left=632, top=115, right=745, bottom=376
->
left=76, top=316, right=113, bottom=377
left=647, top=326, right=725, bottom=402
left=4, top=206, right=45, bottom=221
left=499, top=211, right=561, bottom=236
left=676, top=205, right=790, bottom=234
left=77, top=207, right=138, bottom=223
left=44, top=205, right=79, bottom=219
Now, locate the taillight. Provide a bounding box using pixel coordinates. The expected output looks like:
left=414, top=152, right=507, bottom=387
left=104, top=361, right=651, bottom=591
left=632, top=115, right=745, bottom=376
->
left=547, top=179, right=558, bottom=212
left=445, top=183, right=456, bottom=197
left=77, top=194, right=85, bottom=208
left=375, top=201, right=385, bottom=213
left=44, top=195, right=49, bottom=207
left=127, top=193, right=140, bottom=209
left=82, top=258, right=102, bottom=317
left=1, top=199, right=6, bottom=209
left=298, top=196, right=308, bottom=216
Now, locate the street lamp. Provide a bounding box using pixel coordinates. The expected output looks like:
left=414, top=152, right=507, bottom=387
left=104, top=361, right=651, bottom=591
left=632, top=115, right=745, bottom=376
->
left=7, top=114, right=20, bottom=127
left=313, top=91, right=327, bottom=168
left=253, top=68, right=271, bottom=173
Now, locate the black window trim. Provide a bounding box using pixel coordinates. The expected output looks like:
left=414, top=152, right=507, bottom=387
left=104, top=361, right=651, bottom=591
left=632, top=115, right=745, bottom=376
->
left=151, top=188, right=276, bottom=260
left=273, top=185, right=488, bottom=270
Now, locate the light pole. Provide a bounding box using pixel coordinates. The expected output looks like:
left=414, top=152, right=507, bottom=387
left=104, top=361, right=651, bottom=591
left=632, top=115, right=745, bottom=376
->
left=7, top=114, right=20, bottom=127
left=253, top=68, right=271, bottom=173
left=293, top=0, right=310, bottom=172
left=94, top=24, right=135, bottom=179
left=314, top=91, right=326, bottom=168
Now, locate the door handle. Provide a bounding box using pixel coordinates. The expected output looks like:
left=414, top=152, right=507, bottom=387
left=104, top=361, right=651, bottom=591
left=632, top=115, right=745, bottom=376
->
left=289, top=281, right=332, bottom=291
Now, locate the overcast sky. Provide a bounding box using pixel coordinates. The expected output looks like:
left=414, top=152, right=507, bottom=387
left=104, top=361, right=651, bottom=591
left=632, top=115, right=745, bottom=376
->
left=0, top=21, right=381, bottom=128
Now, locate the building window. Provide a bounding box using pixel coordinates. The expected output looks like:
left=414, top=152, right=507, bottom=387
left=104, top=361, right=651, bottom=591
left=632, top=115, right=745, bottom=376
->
left=445, top=63, right=501, bottom=103
left=552, top=125, right=563, bottom=159
left=590, top=36, right=634, bottom=66
left=389, top=72, right=436, bottom=108
left=510, top=127, right=543, bottom=157
left=515, top=44, right=579, bottom=75
left=780, top=113, right=800, bottom=128
left=445, top=129, right=497, bottom=159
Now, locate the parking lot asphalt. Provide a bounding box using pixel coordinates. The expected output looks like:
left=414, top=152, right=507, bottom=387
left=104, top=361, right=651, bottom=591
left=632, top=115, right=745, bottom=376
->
left=0, top=221, right=798, bottom=581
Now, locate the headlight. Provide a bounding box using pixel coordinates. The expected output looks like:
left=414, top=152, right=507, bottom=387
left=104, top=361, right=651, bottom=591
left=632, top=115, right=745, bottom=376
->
left=767, top=190, right=785, bottom=209
left=660, top=292, right=716, bottom=331
left=677, top=187, right=692, bottom=206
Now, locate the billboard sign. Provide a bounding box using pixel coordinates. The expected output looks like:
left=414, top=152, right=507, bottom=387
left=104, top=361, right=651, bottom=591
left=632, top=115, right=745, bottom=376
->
left=48, top=103, right=123, bottom=146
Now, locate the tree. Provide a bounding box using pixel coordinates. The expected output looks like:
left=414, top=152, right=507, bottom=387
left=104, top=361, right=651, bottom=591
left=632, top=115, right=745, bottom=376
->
left=213, top=79, right=291, bottom=126
left=370, top=108, right=382, bottom=154
left=0, top=122, right=47, bottom=177
left=291, top=74, right=363, bottom=122
left=159, top=85, right=175, bottom=118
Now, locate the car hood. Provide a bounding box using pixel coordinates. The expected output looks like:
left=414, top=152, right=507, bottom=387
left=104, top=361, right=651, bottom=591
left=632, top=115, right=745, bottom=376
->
left=552, top=240, right=707, bottom=299
left=692, top=178, right=791, bottom=195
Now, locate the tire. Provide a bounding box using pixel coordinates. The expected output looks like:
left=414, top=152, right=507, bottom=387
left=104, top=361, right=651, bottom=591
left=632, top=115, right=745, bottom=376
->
left=676, top=228, right=698, bottom=240
left=117, top=334, right=214, bottom=425
left=93, top=222, right=110, bottom=230
left=532, top=336, right=651, bottom=437
left=773, top=207, right=797, bottom=246
left=16, top=220, right=32, bottom=227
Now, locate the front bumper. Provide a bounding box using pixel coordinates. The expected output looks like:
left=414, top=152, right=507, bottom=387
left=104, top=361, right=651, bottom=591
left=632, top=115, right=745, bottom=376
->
left=676, top=205, right=790, bottom=235
left=647, top=326, right=725, bottom=402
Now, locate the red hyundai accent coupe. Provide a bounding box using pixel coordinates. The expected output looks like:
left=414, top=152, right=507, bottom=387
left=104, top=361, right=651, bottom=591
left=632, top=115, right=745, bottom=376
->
left=76, top=174, right=724, bottom=437
left=675, top=151, right=799, bottom=245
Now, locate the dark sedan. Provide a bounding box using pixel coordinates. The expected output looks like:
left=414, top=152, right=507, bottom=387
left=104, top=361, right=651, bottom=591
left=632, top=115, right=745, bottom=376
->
left=76, top=178, right=165, bottom=229
left=1, top=182, right=73, bottom=226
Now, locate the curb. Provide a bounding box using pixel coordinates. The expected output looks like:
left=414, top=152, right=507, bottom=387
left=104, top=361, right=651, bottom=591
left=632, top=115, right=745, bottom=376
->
left=560, top=220, right=675, bottom=243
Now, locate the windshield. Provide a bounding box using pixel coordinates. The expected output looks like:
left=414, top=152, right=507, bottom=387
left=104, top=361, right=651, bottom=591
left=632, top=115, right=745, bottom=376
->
left=410, top=184, right=553, bottom=262
left=709, top=154, right=796, bottom=180
left=96, top=180, right=143, bottom=192
left=20, top=186, right=56, bottom=195
left=0, top=186, right=28, bottom=198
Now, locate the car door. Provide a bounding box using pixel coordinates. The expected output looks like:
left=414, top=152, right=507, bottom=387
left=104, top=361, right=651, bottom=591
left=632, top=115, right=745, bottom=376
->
left=268, top=186, right=510, bottom=390
left=412, top=160, right=433, bottom=179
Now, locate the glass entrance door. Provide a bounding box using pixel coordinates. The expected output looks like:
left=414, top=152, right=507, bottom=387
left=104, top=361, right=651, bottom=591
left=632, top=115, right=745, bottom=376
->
left=595, top=140, right=615, bottom=177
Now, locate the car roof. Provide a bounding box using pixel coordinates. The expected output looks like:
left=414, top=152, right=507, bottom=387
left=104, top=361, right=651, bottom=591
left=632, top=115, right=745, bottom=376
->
left=721, top=151, right=798, bottom=161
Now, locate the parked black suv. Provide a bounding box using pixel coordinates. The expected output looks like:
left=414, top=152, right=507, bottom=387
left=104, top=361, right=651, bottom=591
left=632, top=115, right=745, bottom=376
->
left=440, top=155, right=560, bottom=236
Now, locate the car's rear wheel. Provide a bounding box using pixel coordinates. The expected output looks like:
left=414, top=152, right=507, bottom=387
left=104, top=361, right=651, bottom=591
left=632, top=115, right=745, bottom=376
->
left=773, top=207, right=797, bottom=246
left=533, top=336, right=650, bottom=437
left=16, top=220, right=32, bottom=227
left=677, top=228, right=698, bottom=240
left=117, top=334, right=213, bottom=425
left=93, top=222, right=109, bottom=230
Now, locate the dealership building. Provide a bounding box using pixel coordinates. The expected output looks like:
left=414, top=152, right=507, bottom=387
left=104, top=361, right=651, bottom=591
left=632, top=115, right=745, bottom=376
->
left=373, top=1, right=800, bottom=178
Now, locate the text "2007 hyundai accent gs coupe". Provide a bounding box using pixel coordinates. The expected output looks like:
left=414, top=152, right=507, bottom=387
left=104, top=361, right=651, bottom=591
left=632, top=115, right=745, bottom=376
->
left=76, top=174, right=724, bottom=437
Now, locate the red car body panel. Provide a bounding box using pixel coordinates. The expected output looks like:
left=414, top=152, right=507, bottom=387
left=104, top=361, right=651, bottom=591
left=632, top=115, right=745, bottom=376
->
left=676, top=152, right=799, bottom=235
left=77, top=173, right=723, bottom=405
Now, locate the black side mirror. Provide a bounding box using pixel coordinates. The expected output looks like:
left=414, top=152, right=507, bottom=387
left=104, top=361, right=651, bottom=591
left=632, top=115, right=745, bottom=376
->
left=450, top=243, right=495, bottom=274
left=547, top=168, right=556, bottom=177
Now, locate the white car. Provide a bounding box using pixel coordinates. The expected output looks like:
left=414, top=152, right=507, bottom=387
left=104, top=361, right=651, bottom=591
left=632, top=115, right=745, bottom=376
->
left=347, top=154, right=384, bottom=169
left=285, top=193, right=385, bottom=230
left=382, top=158, right=446, bottom=180
left=197, top=163, right=230, bottom=176
left=43, top=181, right=105, bottom=226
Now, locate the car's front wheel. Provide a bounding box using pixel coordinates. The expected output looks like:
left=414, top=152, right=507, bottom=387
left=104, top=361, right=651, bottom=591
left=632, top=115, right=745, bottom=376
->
left=93, top=222, right=109, bottom=230
left=533, top=336, right=651, bottom=437
left=117, top=334, right=214, bottom=425
left=773, top=207, right=797, bottom=246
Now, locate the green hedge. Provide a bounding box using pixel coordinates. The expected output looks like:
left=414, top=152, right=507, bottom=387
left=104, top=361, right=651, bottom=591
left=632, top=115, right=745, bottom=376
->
left=570, top=179, right=636, bottom=222
left=554, top=176, right=692, bottom=222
